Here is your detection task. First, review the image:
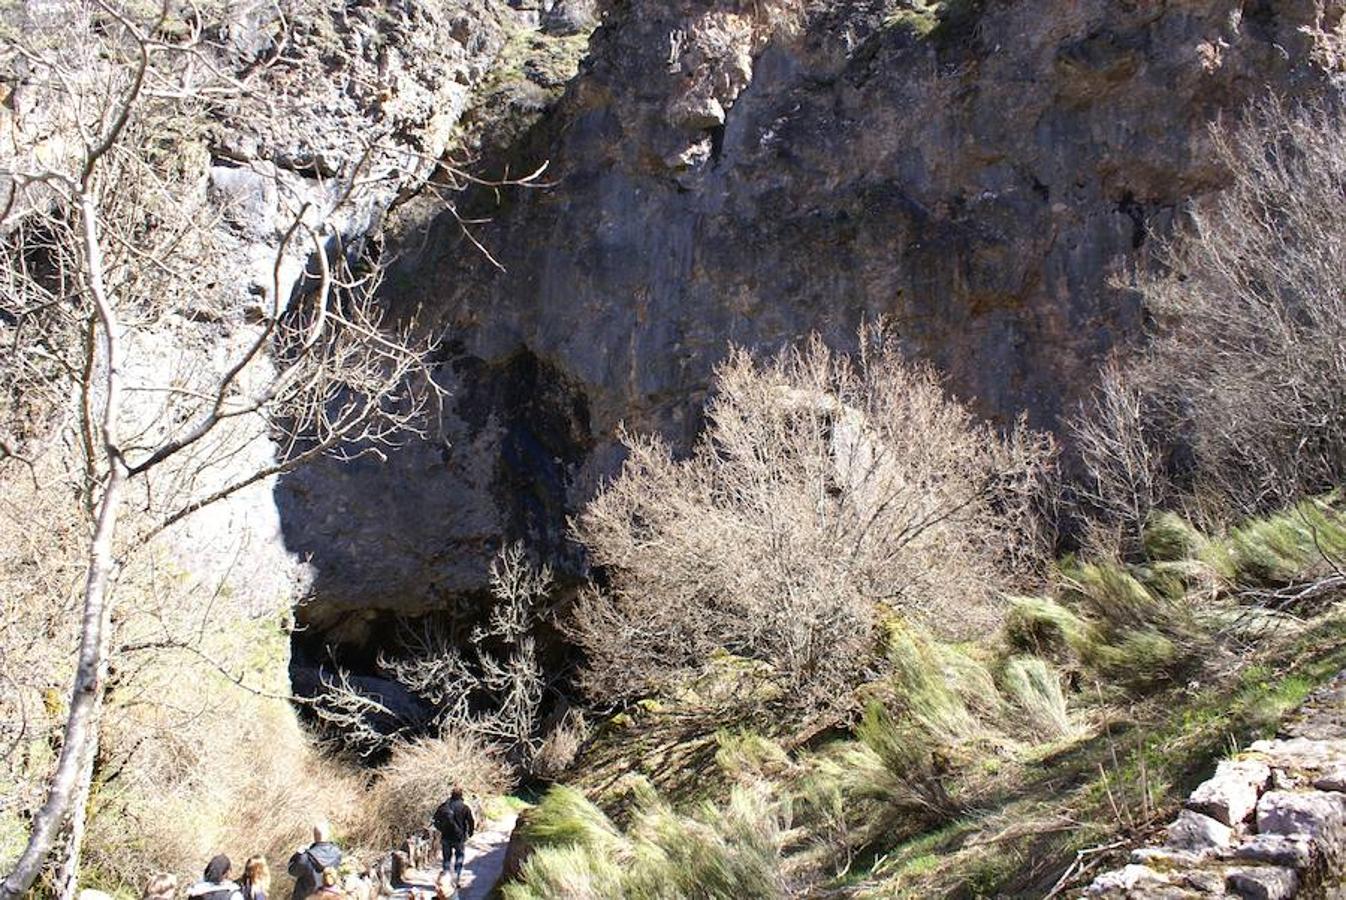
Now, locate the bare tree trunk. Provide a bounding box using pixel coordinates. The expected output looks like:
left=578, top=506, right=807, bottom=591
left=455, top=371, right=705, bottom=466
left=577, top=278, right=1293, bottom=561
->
left=1, top=191, right=125, bottom=900
left=54, top=731, right=99, bottom=900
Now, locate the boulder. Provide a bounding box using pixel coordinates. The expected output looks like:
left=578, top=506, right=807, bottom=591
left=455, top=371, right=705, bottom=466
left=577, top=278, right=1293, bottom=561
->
left=1187, top=758, right=1272, bottom=826
left=1312, top=764, right=1346, bottom=793
left=1225, top=866, right=1298, bottom=900
left=1231, top=834, right=1313, bottom=869
left=1179, top=868, right=1226, bottom=894
left=1166, top=809, right=1234, bottom=853
left=1255, top=790, right=1346, bottom=841
left=1130, top=847, right=1205, bottom=868
left=542, top=0, right=597, bottom=35
left=1085, top=864, right=1172, bottom=895
left=1250, top=738, right=1346, bottom=776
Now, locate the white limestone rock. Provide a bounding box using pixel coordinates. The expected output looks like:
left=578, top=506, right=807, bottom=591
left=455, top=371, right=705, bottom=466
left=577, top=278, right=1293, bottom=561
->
left=1313, top=763, right=1346, bottom=793
left=1231, top=833, right=1314, bottom=869
left=1255, top=790, right=1346, bottom=841
left=1225, top=866, right=1298, bottom=900
left=1167, top=809, right=1235, bottom=852
left=1188, top=758, right=1272, bottom=826
left=1086, top=864, right=1172, bottom=895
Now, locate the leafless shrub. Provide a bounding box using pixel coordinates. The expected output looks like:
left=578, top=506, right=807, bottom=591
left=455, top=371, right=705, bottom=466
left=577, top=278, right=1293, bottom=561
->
left=310, top=668, right=406, bottom=759
left=569, top=327, right=1056, bottom=719
left=1125, top=97, right=1346, bottom=516
left=367, top=543, right=553, bottom=769
left=472, top=544, right=551, bottom=758
left=1067, top=359, right=1170, bottom=555
left=347, top=733, right=508, bottom=856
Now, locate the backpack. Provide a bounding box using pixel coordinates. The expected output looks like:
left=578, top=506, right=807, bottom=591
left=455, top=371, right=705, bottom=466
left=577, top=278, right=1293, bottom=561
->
left=432, top=800, right=454, bottom=835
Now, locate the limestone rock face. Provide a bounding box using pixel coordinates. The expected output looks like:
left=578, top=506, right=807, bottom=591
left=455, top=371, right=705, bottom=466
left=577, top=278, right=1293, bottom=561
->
left=1, top=0, right=519, bottom=622
left=282, top=0, right=1346, bottom=623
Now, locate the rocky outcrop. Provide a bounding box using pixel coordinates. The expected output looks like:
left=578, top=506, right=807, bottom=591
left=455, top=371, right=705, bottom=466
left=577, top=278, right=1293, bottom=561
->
left=174, top=0, right=520, bottom=613
left=1086, top=674, right=1346, bottom=898
left=279, top=0, right=1346, bottom=627
left=0, top=0, right=537, bottom=619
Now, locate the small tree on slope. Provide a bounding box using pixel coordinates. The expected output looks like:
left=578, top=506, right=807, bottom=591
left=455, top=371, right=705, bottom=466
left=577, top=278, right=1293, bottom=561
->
left=570, top=328, right=1056, bottom=721
left=0, top=5, right=438, bottom=895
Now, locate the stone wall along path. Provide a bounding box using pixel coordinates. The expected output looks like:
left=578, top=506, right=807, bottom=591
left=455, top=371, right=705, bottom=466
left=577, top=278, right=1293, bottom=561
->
left=1086, top=673, right=1346, bottom=898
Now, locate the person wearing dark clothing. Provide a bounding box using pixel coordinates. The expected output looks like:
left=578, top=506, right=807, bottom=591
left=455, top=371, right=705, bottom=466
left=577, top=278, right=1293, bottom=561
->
left=431, top=787, right=475, bottom=883
left=287, top=822, right=343, bottom=900
left=186, top=855, right=243, bottom=900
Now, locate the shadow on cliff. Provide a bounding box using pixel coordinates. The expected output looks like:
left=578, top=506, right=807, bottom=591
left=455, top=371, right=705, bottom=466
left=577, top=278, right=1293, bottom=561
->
left=274, top=344, right=594, bottom=721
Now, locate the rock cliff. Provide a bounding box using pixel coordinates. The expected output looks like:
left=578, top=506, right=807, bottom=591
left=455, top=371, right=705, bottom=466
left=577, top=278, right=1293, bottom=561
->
left=279, top=0, right=1346, bottom=631
left=2, top=0, right=524, bottom=618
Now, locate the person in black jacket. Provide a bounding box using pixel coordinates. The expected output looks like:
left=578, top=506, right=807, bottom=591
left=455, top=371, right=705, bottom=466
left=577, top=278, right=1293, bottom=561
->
left=431, top=787, right=475, bottom=884
left=287, top=821, right=343, bottom=900
left=186, top=855, right=243, bottom=900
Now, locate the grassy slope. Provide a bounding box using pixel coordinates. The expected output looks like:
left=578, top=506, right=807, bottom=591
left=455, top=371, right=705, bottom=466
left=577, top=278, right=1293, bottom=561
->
left=527, top=500, right=1346, bottom=898
left=851, top=611, right=1346, bottom=897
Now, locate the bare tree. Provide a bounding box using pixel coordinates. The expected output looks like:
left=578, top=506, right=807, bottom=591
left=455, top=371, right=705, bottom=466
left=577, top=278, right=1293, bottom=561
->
left=569, top=327, right=1056, bottom=720
left=0, top=4, right=441, bottom=894
left=1067, top=358, right=1170, bottom=554
left=1130, top=96, right=1346, bottom=515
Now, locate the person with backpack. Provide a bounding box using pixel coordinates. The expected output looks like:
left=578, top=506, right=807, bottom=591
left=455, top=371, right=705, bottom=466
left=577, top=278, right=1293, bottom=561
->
left=287, top=821, right=343, bottom=900
left=186, top=855, right=243, bottom=900
left=431, top=787, right=475, bottom=885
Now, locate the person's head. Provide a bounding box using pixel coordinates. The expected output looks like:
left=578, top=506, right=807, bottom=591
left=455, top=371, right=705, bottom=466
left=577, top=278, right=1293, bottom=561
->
left=141, top=873, right=177, bottom=900
left=243, top=856, right=270, bottom=890
left=204, top=854, right=231, bottom=884
left=312, top=820, right=332, bottom=844
left=450, top=786, right=463, bottom=802
left=434, top=871, right=455, bottom=899
left=320, top=868, right=339, bottom=889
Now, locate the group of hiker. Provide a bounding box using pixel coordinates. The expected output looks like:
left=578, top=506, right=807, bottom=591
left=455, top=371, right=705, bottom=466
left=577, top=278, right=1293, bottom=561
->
left=136, top=788, right=476, bottom=900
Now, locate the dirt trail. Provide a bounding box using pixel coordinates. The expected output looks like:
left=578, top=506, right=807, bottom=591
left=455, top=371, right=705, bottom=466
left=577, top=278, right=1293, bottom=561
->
left=456, top=813, right=518, bottom=900
left=391, top=813, right=518, bottom=900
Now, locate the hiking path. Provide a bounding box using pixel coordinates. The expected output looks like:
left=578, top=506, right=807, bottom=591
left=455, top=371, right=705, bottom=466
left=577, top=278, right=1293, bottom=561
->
left=391, top=812, right=518, bottom=900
